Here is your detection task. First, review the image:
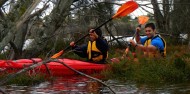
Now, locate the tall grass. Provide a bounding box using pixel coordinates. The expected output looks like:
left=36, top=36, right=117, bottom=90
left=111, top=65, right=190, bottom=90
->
left=103, top=45, right=190, bottom=84
left=0, top=73, right=46, bottom=86
left=1, top=43, right=190, bottom=85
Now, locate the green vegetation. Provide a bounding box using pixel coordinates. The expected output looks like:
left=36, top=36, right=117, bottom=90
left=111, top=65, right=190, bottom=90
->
left=59, top=43, right=190, bottom=84
left=0, top=73, right=46, bottom=86
left=102, top=45, right=190, bottom=84
left=1, top=44, right=190, bottom=85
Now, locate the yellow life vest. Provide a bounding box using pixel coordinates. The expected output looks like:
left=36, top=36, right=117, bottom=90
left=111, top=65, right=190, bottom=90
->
left=144, top=35, right=166, bottom=57
left=87, top=41, right=104, bottom=62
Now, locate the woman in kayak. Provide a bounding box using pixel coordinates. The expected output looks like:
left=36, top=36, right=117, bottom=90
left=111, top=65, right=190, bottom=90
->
left=70, top=28, right=108, bottom=64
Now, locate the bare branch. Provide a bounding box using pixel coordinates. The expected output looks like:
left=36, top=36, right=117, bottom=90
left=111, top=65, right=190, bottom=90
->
left=0, top=0, right=8, bottom=18
left=16, top=0, right=42, bottom=29
left=141, top=3, right=190, bottom=5
left=0, top=0, right=8, bottom=7
left=71, top=1, right=123, bottom=10
left=0, top=59, right=116, bottom=94
left=26, top=5, right=49, bottom=22
left=139, top=5, right=154, bottom=15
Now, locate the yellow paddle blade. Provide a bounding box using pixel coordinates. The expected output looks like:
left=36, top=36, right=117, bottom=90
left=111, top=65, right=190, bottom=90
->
left=112, top=1, right=138, bottom=19
left=51, top=50, right=64, bottom=58
left=138, top=15, right=149, bottom=25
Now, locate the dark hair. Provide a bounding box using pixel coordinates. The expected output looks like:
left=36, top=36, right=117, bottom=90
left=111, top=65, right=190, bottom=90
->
left=145, top=23, right=155, bottom=30
left=94, top=28, right=102, bottom=37
left=88, top=27, right=102, bottom=37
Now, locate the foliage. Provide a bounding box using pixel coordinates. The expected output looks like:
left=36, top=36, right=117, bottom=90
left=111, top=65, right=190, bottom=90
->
left=103, top=45, right=190, bottom=84
left=1, top=45, right=190, bottom=86
left=0, top=73, right=46, bottom=86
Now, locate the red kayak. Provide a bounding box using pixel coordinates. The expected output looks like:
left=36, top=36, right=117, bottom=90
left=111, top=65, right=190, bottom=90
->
left=0, top=58, right=108, bottom=76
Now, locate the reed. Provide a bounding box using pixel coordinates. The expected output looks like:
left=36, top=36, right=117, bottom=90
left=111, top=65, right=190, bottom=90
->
left=103, top=45, right=190, bottom=84
left=0, top=73, right=46, bottom=86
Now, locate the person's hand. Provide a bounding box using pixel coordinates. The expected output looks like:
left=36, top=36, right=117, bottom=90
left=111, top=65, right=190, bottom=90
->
left=129, top=39, right=136, bottom=47
left=110, top=58, right=120, bottom=63
left=125, top=47, right=129, bottom=54
left=136, top=26, right=141, bottom=32
left=70, top=41, right=75, bottom=47
left=89, top=29, right=98, bottom=39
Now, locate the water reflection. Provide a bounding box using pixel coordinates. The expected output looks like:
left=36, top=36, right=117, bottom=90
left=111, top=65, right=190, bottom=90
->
left=30, top=76, right=102, bottom=94
left=1, top=76, right=190, bottom=94
left=3, top=76, right=102, bottom=94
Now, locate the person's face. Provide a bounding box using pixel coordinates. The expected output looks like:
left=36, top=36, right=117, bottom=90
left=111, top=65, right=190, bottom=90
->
left=89, top=30, right=96, bottom=41
left=145, top=27, right=155, bottom=38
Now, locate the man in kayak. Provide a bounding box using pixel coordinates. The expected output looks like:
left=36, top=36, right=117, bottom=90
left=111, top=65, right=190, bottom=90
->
left=70, top=28, right=108, bottom=64
left=129, top=23, right=166, bottom=58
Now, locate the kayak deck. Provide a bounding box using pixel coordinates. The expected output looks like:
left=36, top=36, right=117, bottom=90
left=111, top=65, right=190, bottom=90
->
left=0, top=58, right=107, bottom=76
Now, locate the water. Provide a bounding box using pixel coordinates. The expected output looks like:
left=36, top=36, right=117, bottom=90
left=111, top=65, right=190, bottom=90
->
left=1, top=76, right=190, bottom=94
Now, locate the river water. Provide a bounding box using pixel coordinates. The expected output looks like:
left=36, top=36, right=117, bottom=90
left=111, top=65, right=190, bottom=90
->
left=1, top=76, right=190, bottom=94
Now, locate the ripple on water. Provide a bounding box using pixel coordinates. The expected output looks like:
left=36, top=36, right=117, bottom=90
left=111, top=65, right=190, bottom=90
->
left=1, top=76, right=190, bottom=94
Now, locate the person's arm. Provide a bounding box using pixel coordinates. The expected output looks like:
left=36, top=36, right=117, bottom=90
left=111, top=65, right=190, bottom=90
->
left=96, top=37, right=108, bottom=61
left=96, top=37, right=108, bottom=53
left=70, top=41, right=88, bottom=58
left=140, top=45, right=157, bottom=52
left=129, top=39, right=157, bottom=52
left=90, top=30, right=108, bottom=53
left=135, top=27, right=141, bottom=44
left=151, top=38, right=164, bottom=52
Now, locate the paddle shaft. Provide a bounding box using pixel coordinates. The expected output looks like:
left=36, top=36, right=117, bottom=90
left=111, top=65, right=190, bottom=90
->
left=132, top=24, right=141, bottom=40
left=128, top=24, right=141, bottom=54
left=63, top=18, right=113, bottom=52
left=52, top=1, right=139, bottom=58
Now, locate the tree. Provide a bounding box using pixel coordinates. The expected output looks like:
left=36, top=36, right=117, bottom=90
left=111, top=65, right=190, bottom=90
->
left=139, top=0, right=190, bottom=44
left=171, top=0, right=190, bottom=44
left=0, top=0, right=74, bottom=59
left=0, top=0, right=125, bottom=59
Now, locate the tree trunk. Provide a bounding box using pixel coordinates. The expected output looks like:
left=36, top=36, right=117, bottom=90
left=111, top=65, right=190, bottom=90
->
left=22, top=0, right=74, bottom=58
left=0, top=0, right=42, bottom=59
left=151, top=0, right=164, bottom=32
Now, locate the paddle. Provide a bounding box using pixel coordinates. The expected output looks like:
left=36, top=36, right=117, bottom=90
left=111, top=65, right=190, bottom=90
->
left=125, top=16, right=149, bottom=56
left=132, top=15, right=149, bottom=40
left=51, top=1, right=138, bottom=58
